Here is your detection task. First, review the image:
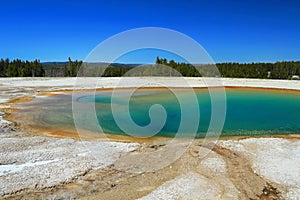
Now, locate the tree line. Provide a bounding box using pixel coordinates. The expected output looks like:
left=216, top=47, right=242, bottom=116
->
left=156, top=57, right=300, bottom=79
left=0, top=58, right=44, bottom=77
left=216, top=61, right=300, bottom=79
left=0, top=57, right=82, bottom=77
left=1, top=56, right=300, bottom=79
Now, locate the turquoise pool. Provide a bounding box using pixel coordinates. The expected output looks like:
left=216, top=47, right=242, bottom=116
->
left=14, top=88, right=300, bottom=138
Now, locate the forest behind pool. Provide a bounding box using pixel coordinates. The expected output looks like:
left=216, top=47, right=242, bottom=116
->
left=1, top=57, right=300, bottom=79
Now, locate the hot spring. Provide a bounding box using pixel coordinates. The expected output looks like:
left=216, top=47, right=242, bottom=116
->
left=13, top=87, right=300, bottom=138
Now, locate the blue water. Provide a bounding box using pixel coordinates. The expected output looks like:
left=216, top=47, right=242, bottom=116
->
left=16, top=88, right=300, bottom=138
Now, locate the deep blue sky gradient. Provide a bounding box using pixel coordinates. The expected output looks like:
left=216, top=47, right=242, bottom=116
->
left=0, top=0, right=299, bottom=63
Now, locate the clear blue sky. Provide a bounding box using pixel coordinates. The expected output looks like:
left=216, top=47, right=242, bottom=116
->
left=1, top=0, right=299, bottom=63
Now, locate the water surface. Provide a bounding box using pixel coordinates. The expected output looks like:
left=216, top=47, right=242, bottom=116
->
left=13, top=88, right=300, bottom=138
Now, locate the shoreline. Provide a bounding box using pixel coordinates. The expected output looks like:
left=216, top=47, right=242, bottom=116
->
left=1, top=77, right=300, bottom=90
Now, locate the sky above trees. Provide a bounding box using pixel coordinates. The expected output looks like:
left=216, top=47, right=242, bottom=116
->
left=1, top=0, right=299, bottom=63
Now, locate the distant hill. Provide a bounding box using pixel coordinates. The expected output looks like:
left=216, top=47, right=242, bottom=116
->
left=42, top=62, right=140, bottom=77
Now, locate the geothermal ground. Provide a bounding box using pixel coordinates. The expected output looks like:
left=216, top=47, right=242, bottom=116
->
left=0, top=77, right=299, bottom=200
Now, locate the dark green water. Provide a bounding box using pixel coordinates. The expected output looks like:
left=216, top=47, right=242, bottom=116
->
left=15, top=88, right=300, bottom=138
